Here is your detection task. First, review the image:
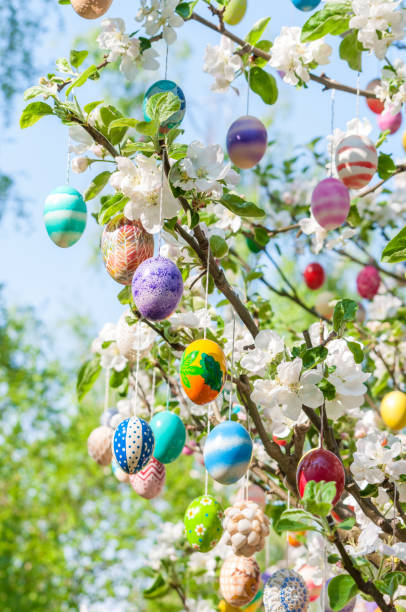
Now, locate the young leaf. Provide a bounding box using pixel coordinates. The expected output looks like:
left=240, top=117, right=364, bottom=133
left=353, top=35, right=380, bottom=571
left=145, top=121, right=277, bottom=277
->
left=145, top=92, right=181, bottom=125
left=117, top=286, right=132, bottom=305
left=333, top=298, right=358, bottom=332
left=246, top=17, right=271, bottom=45
left=339, top=31, right=363, bottom=71
left=377, top=152, right=396, bottom=180
left=346, top=340, right=364, bottom=364
left=77, top=357, right=101, bottom=400
left=65, top=64, right=98, bottom=97
left=109, top=118, right=140, bottom=129
left=143, top=574, right=170, bottom=599
left=275, top=509, right=324, bottom=533
left=302, top=480, right=336, bottom=517
left=301, top=3, right=351, bottom=42
left=70, top=50, right=88, bottom=69
left=249, top=67, right=278, bottom=105
left=20, top=102, right=53, bottom=129
left=337, top=516, right=356, bottom=530
left=328, top=575, right=358, bottom=611
left=221, top=193, right=265, bottom=218
left=381, top=226, right=406, bottom=263
left=318, top=378, right=336, bottom=400
left=302, top=345, right=328, bottom=369
left=84, top=171, right=112, bottom=201
left=98, top=195, right=128, bottom=225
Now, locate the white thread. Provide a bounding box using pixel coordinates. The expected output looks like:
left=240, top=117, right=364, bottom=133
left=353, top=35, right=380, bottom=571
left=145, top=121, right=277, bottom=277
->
left=66, top=133, right=71, bottom=185
left=356, top=72, right=360, bottom=128
left=392, top=483, right=398, bottom=571
left=203, top=240, right=211, bottom=340
left=133, top=324, right=141, bottom=416
left=321, top=538, right=327, bottom=612
left=151, top=368, right=156, bottom=416
left=228, top=310, right=237, bottom=420
left=157, top=155, right=165, bottom=255
left=166, top=376, right=171, bottom=410
left=104, top=369, right=110, bottom=413
left=286, top=488, right=291, bottom=569
left=329, top=89, right=336, bottom=177
left=204, top=404, right=212, bottom=495
left=164, top=41, right=169, bottom=79
left=246, top=66, right=251, bottom=116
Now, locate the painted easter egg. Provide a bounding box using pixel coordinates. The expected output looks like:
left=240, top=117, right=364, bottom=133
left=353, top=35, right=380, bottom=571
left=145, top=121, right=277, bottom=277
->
left=218, top=601, right=242, bottom=612
left=326, top=578, right=355, bottom=612
left=44, top=185, right=87, bottom=247
left=335, top=135, right=378, bottom=190
left=297, top=448, right=345, bottom=506
left=204, top=421, right=253, bottom=484
left=291, top=0, right=321, bottom=10
left=184, top=495, right=224, bottom=552
left=143, top=80, right=186, bottom=131
left=129, top=457, right=166, bottom=499
left=223, top=0, right=247, bottom=24
left=112, top=457, right=130, bottom=483
left=303, top=262, right=325, bottom=290
left=378, top=108, right=402, bottom=134
left=311, top=177, right=350, bottom=230
left=150, top=411, right=186, bottom=464
left=298, top=565, right=321, bottom=602
left=87, top=426, right=113, bottom=466
left=220, top=555, right=261, bottom=607
left=71, top=0, right=113, bottom=19
left=380, top=391, right=406, bottom=431
left=402, top=131, right=406, bottom=152
left=356, top=266, right=380, bottom=300
left=366, top=79, right=385, bottom=114
left=132, top=256, right=183, bottom=321
left=100, top=408, right=121, bottom=430
left=101, top=215, right=154, bottom=285
left=180, top=339, right=227, bottom=405
left=236, top=484, right=267, bottom=509
left=226, top=116, right=268, bottom=169
left=113, top=417, right=155, bottom=474
left=263, top=569, right=309, bottom=612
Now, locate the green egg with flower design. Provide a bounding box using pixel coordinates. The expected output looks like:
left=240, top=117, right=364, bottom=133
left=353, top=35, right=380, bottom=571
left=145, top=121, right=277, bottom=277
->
left=184, top=495, right=224, bottom=552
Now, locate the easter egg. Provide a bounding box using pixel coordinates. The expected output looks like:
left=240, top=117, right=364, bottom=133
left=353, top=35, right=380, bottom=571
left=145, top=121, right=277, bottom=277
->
left=180, top=339, right=227, bottom=405
left=223, top=0, right=247, bottom=24
left=112, top=457, right=130, bottom=483
left=335, top=135, right=378, bottom=190
left=184, top=495, right=224, bottom=552
left=101, top=215, right=154, bottom=285
left=311, top=177, right=350, bottom=230
left=326, top=578, right=355, bottom=611
left=298, top=565, right=321, bottom=602
left=356, top=265, right=380, bottom=300
left=129, top=457, right=166, bottom=499
left=218, top=600, right=241, bottom=612
left=402, top=131, right=406, bottom=152
left=263, top=569, right=309, bottom=612
left=220, top=555, right=261, bottom=607
left=378, top=108, right=402, bottom=134
left=150, top=411, right=186, bottom=464
left=315, top=291, right=335, bottom=319
left=303, top=262, right=325, bottom=290
left=113, top=417, right=155, bottom=474
left=288, top=531, right=306, bottom=547
left=366, top=79, right=385, bottom=114
left=226, top=116, right=268, bottom=170
left=236, top=484, right=267, bottom=509
left=297, top=448, right=345, bottom=506
left=44, top=185, right=87, bottom=248
left=71, top=0, right=113, bottom=19
left=204, top=421, right=253, bottom=484
left=291, top=0, right=321, bottom=10
left=143, top=80, right=186, bottom=131
left=132, top=256, right=183, bottom=321
left=223, top=500, right=270, bottom=556
left=100, top=408, right=121, bottom=429
left=87, top=426, right=113, bottom=466
left=380, top=391, right=406, bottom=431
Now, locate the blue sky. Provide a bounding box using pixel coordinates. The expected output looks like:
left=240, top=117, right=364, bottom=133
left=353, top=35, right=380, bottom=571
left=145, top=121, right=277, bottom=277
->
left=2, top=0, right=405, bottom=339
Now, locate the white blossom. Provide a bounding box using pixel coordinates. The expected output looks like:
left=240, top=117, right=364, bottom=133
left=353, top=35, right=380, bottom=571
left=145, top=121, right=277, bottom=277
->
left=299, top=214, right=327, bottom=254
left=241, top=329, right=285, bottom=376
left=71, top=156, right=89, bottom=174
left=136, top=0, right=184, bottom=45
left=368, top=294, right=402, bottom=320
left=203, top=36, right=243, bottom=93
left=350, top=0, right=406, bottom=60
left=351, top=431, right=405, bottom=488
left=208, top=203, right=242, bottom=234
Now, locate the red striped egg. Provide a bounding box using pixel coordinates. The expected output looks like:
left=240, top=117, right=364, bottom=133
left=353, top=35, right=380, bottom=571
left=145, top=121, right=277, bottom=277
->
left=311, top=177, right=350, bottom=230
left=129, top=457, right=166, bottom=499
left=335, top=135, right=377, bottom=190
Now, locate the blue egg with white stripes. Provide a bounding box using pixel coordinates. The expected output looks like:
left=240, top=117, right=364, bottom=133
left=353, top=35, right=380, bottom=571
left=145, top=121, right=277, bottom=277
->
left=44, top=185, right=87, bottom=248
left=113, top=417, right=155, bottom=474
left=203, top=421, right=253, bottom=485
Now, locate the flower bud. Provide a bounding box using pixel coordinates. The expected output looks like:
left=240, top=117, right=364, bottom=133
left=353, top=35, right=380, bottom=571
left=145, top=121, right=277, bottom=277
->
left=71, top=156, right=89, bottom=174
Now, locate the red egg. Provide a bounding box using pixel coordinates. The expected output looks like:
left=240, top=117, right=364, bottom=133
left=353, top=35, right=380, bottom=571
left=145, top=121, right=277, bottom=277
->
left=303, top=262, right=325, bottom=290
left=273, top=435, right=287, bottom=447
left=366, top=79, right=385, bottom=114
left=297, top=448, right=345, bottom=506
left=356, top=266, right=380, bottom=300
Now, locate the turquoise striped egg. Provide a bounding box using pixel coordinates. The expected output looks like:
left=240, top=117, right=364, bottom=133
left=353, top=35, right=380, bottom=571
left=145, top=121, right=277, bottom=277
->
left=44, top=185, right=87, bottom=248
left=203, top=421, right=253, bottom=484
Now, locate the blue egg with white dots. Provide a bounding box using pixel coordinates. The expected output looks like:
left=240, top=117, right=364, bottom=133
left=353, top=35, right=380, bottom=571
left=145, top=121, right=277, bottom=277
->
left=113, top=417, right=155, bottom=474
left=143, top=80, right=186, bottom=131
left=291, top=0, right=321, bottom=10
left=44, top=185, right=87, bottom=248
left=203, top=420, right=253, bottom=484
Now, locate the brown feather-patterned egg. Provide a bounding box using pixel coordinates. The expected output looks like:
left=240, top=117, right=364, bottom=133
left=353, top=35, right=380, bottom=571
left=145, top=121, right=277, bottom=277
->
left=220, top=555, right=261, bottom=607
left=71, top=0, right=113, bottom=20
left=87, top=426, right=113, bottom=466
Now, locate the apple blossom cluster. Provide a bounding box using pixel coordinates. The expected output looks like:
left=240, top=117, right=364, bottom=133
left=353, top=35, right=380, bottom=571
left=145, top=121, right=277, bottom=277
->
left=349, top=0, right=406, bottom=59
left=375, top=58, right=406, bottom=113
left=269, top=26, right=332, bottom=86
left=203, top=36, right=243, bottom=93
left=136, top=0, right=184, bottom=45
left=351, top=431, right=406, bottom=491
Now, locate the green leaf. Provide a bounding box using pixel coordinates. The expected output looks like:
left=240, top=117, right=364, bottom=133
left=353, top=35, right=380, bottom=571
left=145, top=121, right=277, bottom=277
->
left=136, top=120, right=159, bottom=137
left=246, top=17, right=271, bottom=45
left=371, top=372, right=390, bottom=397
left=302, top=480, right=336, bottom=517
left=23, top=85, right=53, bottom=101
left=249, top=67, right=278, bottom=105
left=175, top=1, right=197, bottom=18
left=143, top=574, right=170, bottom=599
left=318, top=378, right=336, bottom=400
left=347, top=204, right=362, bottom=227
left=210, top=235, right=228, bottom=259
left=98, top=194, right=128, bottom=224
left=346, top=340, right=364, bottom=364
left=221, top=193, right=265, bottom=218
left=56, top=57, right=72, bottom=73
left=302, top=345, right=328, bottom=369
left=76, top=357, right=101, bottom=401
left=339, top=31, right=363, bottom=71
left=252, top=40, right=273, bottom=67
left=381, top=226, right=406, bottom=263
left=333, top=299, right=358, bottom=332
left=254, top=226, right=270, bottom=247
left=337, top=516, right=356, bottom=530
left=109, top=118, right=140, bottom=129
left=328, top=575, right=358, bottom=611
left=20, top=102, right=53, bottom=129
left=375, top=572, right=406, bottom=598
left=359, top=483, right=379, bottom=498
left=377, top=152, right=396, bottom=180
left=65, top=64, right=98, bottom=97
left=275, top=509, right=324, bottom=533
left=301, top=3, right=351, bottom=42
left=84, top=171, right=111, bottom=201
left=84, top=100, right=103, bottom=114
left=110, top=365, right=129, bottom=389
left=70, top=50, right=88, bottom=69
left=117, top=286, right=132, bottom=305
left=145, top=92, right=181, bottom=125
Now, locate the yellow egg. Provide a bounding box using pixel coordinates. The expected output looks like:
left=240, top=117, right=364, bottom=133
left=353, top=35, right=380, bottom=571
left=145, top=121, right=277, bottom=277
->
left=380, top=391, right=406, bottom=431
left=218, top=601, right=241, bottom=612
left=402, top=131, right=406, bottom=152
left=71, top=0, right=113, bottom=20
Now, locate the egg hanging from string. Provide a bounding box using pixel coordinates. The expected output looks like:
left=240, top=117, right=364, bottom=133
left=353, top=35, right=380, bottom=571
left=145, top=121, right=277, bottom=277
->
left=132, top=256, right=183, bottom=321
left=303, top=262, right=325, bottom=290
left=380, top=391, right=406, bottom=431
left=87, top=426, right=113, bottom=466
left=226, top=116, right=268, bottom=169
left=356, top=265, right=380, bottom=300
left=311, top=177, right=350, bottom=230
left=71, top=0, right=113, bottom=19
left=366, top=79, right=385, bottom=114
left=290, top=0, right=321, bottom=10
left=335, top=134, right=378, bottom=190
left=101, top=215, right=154, bottom=285
left=263, top=569, right=310, bottom=612
left=223, top=500, right=270, bottom=556
left=44, top=185, right=87, bottom=248
left=204, top=420, right=253, bottom=484
left=377, top=108, right=402, bottom=134
left=180, top=339, right=227, bottom=405
left=296, top=448, right=345, bottom=506
left=150, top=411, right=186, bottom=464
left=113, top=417, right=155, bottom=474
left=184, top=495, right=224, bottom=552
left=112, top=457, right=130, bottom=483
left=143, top=80, right=186, bottom=131
left=220, top=555, right=261, bottom=607
left=129, top=457, right=166, bottom=499
left=298, top=565, right=322, bottom=602
left=223, top=0, right=247, bottom=24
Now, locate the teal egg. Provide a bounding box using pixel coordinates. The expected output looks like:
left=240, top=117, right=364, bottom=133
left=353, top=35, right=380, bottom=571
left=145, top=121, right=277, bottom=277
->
left=150, top=411, right=186, bottom=464
left=44, top=185, right=87, bottom=248
left=143, top=80, right=186, bottom=131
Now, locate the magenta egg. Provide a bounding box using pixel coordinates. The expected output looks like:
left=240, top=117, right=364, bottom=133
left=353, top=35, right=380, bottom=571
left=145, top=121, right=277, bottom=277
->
left=226, top=115, right=268, bottom=169
left=357, top=266, right=380, bottom=300
left=131, top=256, right=183, bottom=321
left=377, top=108, right=402, bottom=134
left=311, top=177, right=350, bottom=230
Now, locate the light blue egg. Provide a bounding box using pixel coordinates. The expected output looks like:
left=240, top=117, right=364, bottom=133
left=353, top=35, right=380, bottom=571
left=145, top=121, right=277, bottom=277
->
left=150, top=411, right=186, bottom=464
left=203, top=420, right=253, bottom=484
left=113, top=417, right=155, bottom=474
left=143, top=80, right=186, bottom=130
left=291, top=0, right=321, bottom=11
left=44, top=185, right=87, bottom=248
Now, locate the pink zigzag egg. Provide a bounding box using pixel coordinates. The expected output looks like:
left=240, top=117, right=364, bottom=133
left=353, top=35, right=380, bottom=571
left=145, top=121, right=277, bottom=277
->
left=129, top=457, right=166, bottom=499
left=311, top=177, right=350, bottom=231
left=335, top=134, right=377, bottom=190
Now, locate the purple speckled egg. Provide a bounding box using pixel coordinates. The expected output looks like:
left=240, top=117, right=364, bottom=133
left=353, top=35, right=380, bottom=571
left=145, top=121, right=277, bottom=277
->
left=131, top=256, right=183, bottom=321
left=311, top=177, right=350, bottom=230
left=377, top=108, right=402, bottom=134
left=226, top=115, right=268, bottom=169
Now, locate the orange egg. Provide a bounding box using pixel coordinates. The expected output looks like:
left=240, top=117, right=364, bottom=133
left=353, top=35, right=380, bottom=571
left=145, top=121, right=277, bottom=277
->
left=180, top=339, right=227, bottom=405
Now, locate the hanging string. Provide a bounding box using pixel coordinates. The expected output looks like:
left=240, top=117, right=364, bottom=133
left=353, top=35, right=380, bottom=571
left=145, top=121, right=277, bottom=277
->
left=203, top=240, right=211, bottom=340
left=319, top=401, right=325, bottom=448
left=228, top=310, right=237, bottom=420
left=66, top=132, right=71, bottom=185
left=321, top=538, right=327, bottom=612
left=166, top=376, right=171, bottom=411
left=329, top=89, right=336, bottom=177
left=392, top=484, right=398, bottom=570
left=204, top=403, right=212, bottom=496
left=157, top=42, right=169, bottom=256
left=104, top=368, right=110, bottom=414
left=244, top=412, right=250, bottom=500
left=150, top=368, right=156, bottom=416
left=164, top=41, right=169, bottom=80
left=286, top=487, right=291, bottom=569
left=133, top=323, right=141, bottom=416
left=246, top=65, right=251, bottom=116
left=356, top=72, right=361, bottom=128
